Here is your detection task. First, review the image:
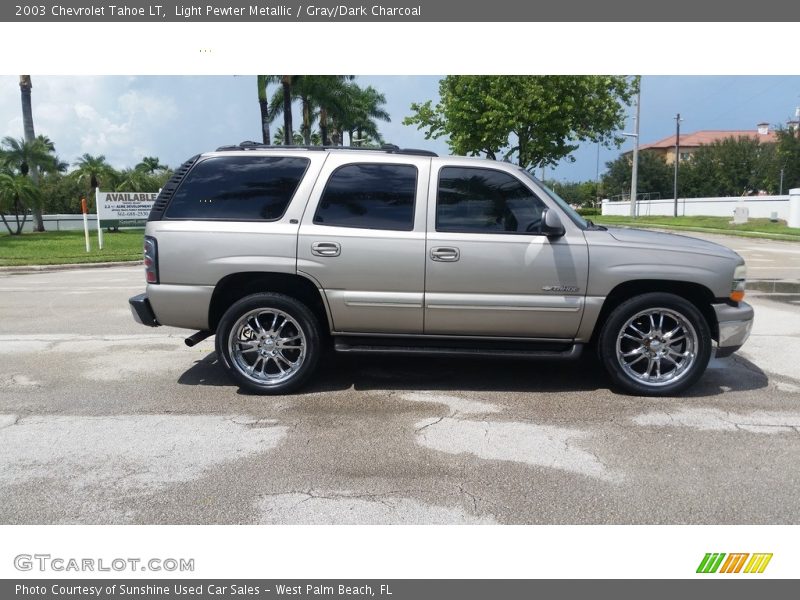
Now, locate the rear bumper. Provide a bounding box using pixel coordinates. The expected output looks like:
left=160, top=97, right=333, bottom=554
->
left=129, top=293, right=160, bottom=327
left=713, top=300, right=753, bottom=357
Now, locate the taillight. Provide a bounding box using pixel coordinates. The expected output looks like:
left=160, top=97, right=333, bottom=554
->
left=144, top=236, right=159, bottom=284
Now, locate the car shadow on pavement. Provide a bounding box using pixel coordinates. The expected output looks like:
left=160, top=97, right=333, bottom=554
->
left=682, top=354, right=769, bottom=398
left=177, top=350, right=769, bottom=397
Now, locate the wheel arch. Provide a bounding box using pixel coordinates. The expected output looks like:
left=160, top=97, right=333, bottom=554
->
left=591, top=280, right=719, bottom=345
left=208, top=271, right=331, bottom=333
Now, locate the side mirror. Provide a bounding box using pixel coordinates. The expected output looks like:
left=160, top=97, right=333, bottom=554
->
left=542, top=209, right=566, bottom=238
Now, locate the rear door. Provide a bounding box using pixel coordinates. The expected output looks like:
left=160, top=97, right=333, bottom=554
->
left=297, top=153, right=430, bottom=334
left=423, top=160, right=589, bottom=338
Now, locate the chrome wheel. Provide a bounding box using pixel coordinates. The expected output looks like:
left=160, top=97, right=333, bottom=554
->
left=615, top=307, right=698, bottom=388
left=228, top=308, right=306, bottom=386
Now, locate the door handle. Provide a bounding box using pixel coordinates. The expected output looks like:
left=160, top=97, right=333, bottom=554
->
left=311, top=241, right=341, bottom=257
left=430, top=247, right=460, bottom=262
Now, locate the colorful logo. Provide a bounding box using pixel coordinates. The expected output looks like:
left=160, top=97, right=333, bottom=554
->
left=696, top=553, right=773, bottom=574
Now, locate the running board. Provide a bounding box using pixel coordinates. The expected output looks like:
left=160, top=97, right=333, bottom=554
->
left=333, top=338, right=583, bottom=360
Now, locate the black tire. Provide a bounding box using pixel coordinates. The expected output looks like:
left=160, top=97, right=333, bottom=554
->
left=215, top=292, right=321, bottom=395
left=598, top=292, right=712, bottom=396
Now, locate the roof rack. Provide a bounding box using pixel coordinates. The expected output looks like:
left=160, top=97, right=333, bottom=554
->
left=215, top=141, right=437, bottom=157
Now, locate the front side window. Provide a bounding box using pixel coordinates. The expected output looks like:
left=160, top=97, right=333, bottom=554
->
left=314, top=163, right=417, bottom=231
left=164, top=155, right=308, bottom=220
left=437, top=166, right=547, bottom=234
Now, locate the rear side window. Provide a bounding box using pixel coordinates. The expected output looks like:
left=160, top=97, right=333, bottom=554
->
left=437, top=166, right=547, bottom=234
left=314, top=163, right=417, bottom=231
left=164, top=156, right=308, bottom=220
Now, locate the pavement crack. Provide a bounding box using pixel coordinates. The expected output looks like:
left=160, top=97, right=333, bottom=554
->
left=458, top=484, right=480, bottom=514
left=0, top=415, right=21, bottom=430
left=415, top=416, right=445, bottom=434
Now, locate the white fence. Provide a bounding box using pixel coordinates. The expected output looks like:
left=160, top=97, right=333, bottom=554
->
left=602, top=195, right=791, bottom=220
left=8, top=214, right=145, bottom=233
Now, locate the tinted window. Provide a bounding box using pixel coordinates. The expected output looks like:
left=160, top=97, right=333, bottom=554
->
left=164, top=156, right=308, bottom=220
left=437, top=167, right=546, bottom=234
left=314, top=163, right=416, bottom=231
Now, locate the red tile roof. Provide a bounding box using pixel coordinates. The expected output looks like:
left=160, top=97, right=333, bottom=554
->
left=639, top=129, right=777, bottom=150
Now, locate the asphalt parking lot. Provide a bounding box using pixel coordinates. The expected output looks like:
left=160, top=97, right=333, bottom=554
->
left=1, top=237, right=800, bottom=525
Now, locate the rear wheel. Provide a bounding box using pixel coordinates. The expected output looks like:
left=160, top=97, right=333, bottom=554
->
left=598, top=292, right=712, bottom=396
left=215, top=293, right=321, bottom=394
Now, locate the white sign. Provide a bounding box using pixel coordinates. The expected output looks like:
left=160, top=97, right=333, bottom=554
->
left=97, top=191, right=158, bottom=223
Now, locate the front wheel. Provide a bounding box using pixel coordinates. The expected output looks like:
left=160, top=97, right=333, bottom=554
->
left=215, top=293, right=321, bottom=395
left=598, top=293, right=712, bottom=396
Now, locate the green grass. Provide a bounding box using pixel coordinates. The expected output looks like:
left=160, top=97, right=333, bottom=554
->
left=594, top=215, right=800, bottom=241
left=3, top=215, right=798, bottom=267
left=0, top=229, right=144, bottom=266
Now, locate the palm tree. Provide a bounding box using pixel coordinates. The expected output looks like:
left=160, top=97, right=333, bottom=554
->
left=33, top=135, right=69, bottom=173
left=116, top=168, right=165, bottom=192
left=1, top=136, right=57, bottom=232
left=313, top=76, right=355, bottom=146
left=257, top=76, right=279, bottom=145
left=0, top=136, right=57, bottom=177
left=280, top=76, right=300, bottom=145
left=342, top=84, right=391, bottom=146
left=0, top=172, right=40, bottom=235
left=35, top=134, right=55, bottom=152
left=269, top=76, right=356, bottom=146
left=18, top=75, right=48, bottom=232
left=135, top=156, right=168, bottom=174
left=291, top=76, right=352, bottom=146
left=272, top=127, right=304, bottom=146
left=71, top=154, right=118, bottom=209
left=295, top=79, right=320, bottom=145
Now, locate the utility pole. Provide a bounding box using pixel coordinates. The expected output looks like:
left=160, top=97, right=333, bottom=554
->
left=673, top=113, right=681, bottom=217
left=629, top=78, right=641, bottom=218
left=595, top=143, right=601, bottom=210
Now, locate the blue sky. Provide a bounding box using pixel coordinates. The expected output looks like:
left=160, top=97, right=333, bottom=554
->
left=1, top=75, right=799, bottom=183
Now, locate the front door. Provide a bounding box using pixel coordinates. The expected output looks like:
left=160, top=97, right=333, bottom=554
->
left=424, top=163, right=588, bottom=339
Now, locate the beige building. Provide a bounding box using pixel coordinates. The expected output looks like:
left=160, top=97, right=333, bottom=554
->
left=626, top=124, right=778, bottom=164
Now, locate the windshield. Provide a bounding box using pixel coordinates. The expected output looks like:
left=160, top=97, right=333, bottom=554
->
left=519, top=168, right=589, bottom=230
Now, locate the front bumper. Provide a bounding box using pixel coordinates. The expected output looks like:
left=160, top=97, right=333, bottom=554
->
left=712, top=300, right=753, bottom=357
left=129, top=293, right=160, bottom=327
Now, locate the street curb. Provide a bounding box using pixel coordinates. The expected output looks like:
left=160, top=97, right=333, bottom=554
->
left=748, top=280, right=800, bottom=294
left=0, top=260, right=142, bottom=274
left=597, top=222, right=800, bottom=242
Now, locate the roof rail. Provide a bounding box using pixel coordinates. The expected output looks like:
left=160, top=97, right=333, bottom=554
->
left=214, top=141, right=437, bottom=157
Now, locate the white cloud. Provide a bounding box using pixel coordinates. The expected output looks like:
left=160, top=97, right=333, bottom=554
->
left=1, top=76, right=187, bottom=171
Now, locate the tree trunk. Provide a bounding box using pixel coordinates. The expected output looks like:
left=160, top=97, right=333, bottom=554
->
left=259, top=99, right=270, bottom=145
left=13, top=193, right=27, bottom=235
left=320, top=108, right=329, bottom=146
left=302, top=97, right=311, bottom=145
left=19, top=75, right=44, bottom=232
left=281, top=76, right=293, bottom=146
left=0, top=212, right=15, bottom=235
left=348, top=129, right=354, bottom=146
left=257, top=76, right=270, bottom=145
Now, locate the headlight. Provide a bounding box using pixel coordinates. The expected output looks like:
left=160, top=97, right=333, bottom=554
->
left=730, top=264, right=747, bottom=303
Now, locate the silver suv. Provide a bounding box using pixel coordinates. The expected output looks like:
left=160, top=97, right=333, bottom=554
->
left=129, top=143, right=753, bottom=396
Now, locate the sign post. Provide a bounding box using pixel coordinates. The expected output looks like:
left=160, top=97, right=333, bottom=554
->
left=80, top=196, right=90, bottom=252
left=96, top=188, right=104, bottom=249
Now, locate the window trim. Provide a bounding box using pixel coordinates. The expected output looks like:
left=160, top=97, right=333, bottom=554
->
left=163, top=155, right=311, bottom=222
left=312, top=161, right=419, bottom=232
left=435, top=165, right=549, bottom=236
